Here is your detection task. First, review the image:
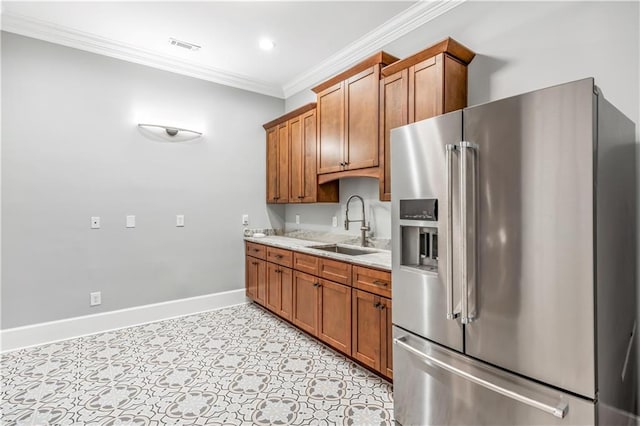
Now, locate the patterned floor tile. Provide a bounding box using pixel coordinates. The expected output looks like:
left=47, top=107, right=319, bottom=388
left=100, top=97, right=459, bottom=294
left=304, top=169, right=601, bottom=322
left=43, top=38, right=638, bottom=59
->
left=1, top=303, right=393, bottom=425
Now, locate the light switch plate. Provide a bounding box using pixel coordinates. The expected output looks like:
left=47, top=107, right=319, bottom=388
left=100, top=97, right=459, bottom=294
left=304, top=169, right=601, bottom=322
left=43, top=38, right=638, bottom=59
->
left=242, top=214, right=249, bottom=226
left=295, top=214, right=300, bottom=224
left=90, top=291, right=101, bottom=306
left=126, top=215, right=136, bottom=228
left=332, top=216, right=338, bottom=227
left=176, top=215, right=185, bottom=227
left=91, top=217, right=100, bottom=229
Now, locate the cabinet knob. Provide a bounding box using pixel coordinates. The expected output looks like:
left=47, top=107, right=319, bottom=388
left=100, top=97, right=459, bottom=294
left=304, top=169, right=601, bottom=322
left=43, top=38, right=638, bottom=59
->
left=298, top=195, right=304, bottom=199
left=372, top=280, right=388, bottom=287
left=252, top=261, right=259, bottom=265
left=339, top=162, right=344, bottom=166
left=313, top=282, right=321, bottom=288
left=374, top=302, right=381, bottom=309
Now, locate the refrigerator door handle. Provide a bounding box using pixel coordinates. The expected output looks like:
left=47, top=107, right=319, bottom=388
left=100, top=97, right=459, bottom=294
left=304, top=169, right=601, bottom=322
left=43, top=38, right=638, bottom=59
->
left=445, top=143, right=458, bottom=320
left=394, top=335, right=569, bottom=419
left=460, top=141, right=477, bottom=324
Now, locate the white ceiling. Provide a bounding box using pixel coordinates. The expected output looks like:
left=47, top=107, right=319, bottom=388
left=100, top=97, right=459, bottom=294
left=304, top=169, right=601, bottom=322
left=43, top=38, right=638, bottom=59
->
left=0, top=1, right=463, bottom=98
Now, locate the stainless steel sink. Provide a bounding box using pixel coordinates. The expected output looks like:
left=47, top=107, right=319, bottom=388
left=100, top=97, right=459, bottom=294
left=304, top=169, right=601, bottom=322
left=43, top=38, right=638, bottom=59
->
left=310, top=244, right=375, bottom=256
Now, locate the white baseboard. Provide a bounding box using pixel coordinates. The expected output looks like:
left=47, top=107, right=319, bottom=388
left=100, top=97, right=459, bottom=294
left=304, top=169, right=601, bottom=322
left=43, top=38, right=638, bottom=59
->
left=0, top=289, right=248, bottom=353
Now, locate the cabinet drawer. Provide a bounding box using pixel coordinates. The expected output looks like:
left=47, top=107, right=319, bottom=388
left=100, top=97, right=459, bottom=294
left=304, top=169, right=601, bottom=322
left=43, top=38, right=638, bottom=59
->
left=319, top=258, right=352, bottom=285
left=246, top=242, right=266, bottom=260
left=353, top=266, right=391, bottom=298
left=266, top=246, right=293, bottom=268
left=294, top=252, right=320, bottom=276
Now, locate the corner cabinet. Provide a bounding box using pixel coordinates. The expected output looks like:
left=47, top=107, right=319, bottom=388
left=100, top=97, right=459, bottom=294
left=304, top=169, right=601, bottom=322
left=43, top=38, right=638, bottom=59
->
left=312, top=52, right=399, bottom=180
left=379, top=37, right=475, bottom=201
left=245, top=241, right=392, bottom=380
left=263, top=104, right=338, bottom=204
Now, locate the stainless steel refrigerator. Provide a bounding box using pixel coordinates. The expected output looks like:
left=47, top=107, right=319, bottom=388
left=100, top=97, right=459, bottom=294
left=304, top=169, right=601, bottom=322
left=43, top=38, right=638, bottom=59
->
left=391, top=78, right=637, bottom=425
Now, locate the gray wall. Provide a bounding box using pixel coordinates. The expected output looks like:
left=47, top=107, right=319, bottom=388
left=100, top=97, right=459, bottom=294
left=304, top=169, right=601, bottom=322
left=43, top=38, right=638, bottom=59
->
left=284, top=1, right=640, bottom=242
left=1, top=32, right=284, bottom=329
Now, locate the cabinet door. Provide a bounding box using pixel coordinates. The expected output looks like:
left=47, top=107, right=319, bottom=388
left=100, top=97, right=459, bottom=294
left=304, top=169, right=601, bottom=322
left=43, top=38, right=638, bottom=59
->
left=277, top=122, right=289, bottom=204
left=266, top=262, right=281, bottom=313
left=382, top=297, right=393, bottom=379
left=318, top=279, right=352, bottom=355
left=247, top=257, right=266, bottom=306
left=379, top=69, right=408, bottom=201
left=266, top=126, right=278, bottom=203
left=301, top=109, right=318, bottom=202
left=245, top=256, right=258, bottom=300
left=345, top=66, right=379, bottom=170
left=352, top=289, right=382, bottom=371
left=279, top=267, right=293, bottom=321
left=292, top=271, right=319, bottom=336
left=255, top=259, right=266, bottom=306
left=317, top=82, right=344, bottom=174
left=289, top=115, right=303, bottom=203
left=408, top=54, right=443, bottom=123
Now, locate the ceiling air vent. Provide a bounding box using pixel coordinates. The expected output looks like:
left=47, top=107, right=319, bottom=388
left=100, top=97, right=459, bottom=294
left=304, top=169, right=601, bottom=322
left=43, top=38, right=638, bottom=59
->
left=168, top=38, right=201, bottom=51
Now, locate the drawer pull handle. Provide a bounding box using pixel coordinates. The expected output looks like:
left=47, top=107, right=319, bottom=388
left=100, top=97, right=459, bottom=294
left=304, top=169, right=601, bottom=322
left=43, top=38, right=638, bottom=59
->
left=372, top=280, right=388, bottom=286
left=251, top=262, right=259, bottom=265
left=253, top=248, right=260, bottom=252
left=275, top=254, right=283, bottom=259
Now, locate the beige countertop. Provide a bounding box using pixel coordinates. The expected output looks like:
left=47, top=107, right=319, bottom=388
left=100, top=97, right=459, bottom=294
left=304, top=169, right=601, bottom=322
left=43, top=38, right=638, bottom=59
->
left=244, top=235, right=391, bottom=271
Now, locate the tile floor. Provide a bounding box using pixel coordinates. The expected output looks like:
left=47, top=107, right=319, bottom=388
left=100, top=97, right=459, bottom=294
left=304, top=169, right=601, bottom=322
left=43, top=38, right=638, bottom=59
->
left=1, top=303, right=394, bottom=425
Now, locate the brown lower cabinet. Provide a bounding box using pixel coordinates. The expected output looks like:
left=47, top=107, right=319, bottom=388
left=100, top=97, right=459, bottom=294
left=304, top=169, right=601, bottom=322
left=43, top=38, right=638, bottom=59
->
left=292, top=271, right=320, bottom=336
left=246, top=255, right=266, bottom=305
left=318, top=278, right=352, bottom=355
left=352, top=289, right=393, bottom=379
left=245, top=242, right=392, bottom=380
left=266, top=262, right=293, bottom=321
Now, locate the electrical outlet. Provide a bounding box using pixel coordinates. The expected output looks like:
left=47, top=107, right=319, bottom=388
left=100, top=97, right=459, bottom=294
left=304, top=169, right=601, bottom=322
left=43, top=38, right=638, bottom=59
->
left=126, top=215, right=136, bottom=228
left=90, top=291, right=101, bottom=306
left=332, top=216, right=338, bottom=227
left=295, top=214, right=300, bottom=225
left=176, top=215, right=185, bottom=227
left=91, top=217, right=100, bottom=229
left=242, top=214, right=249, bottom=226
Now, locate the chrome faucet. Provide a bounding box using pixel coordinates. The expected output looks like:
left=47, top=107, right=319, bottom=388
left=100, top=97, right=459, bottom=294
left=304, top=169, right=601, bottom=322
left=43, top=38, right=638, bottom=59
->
left=345, top=195, right=370, bottom=247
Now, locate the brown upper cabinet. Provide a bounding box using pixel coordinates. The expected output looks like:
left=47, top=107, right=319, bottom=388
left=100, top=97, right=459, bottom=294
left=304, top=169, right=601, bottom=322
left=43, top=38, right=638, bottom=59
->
left=264, top=103, right=338, bottom=204
left=265, top=122, right=288, bottom=204
left=313, top=52, right=399, bottom=180
left=379, top=38, right=475, bottom=201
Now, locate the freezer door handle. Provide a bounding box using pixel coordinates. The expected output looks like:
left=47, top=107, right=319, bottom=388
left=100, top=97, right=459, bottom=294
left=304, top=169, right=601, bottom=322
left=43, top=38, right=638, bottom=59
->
left=445, top=144, right=458, bottom=320
left=393, top=335, right=569, bottom=419
left=459, top=141, right=477, bottom=324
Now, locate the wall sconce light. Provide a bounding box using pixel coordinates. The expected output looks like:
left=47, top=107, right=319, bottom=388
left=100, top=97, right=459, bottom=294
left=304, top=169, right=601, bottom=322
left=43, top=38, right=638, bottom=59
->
left=137, top=123, right=202, bottom=138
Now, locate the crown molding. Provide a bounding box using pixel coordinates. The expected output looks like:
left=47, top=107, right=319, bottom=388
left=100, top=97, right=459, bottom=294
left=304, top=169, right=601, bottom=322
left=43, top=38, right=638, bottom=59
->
left=0, top=2, right=465, bottom=100
left=0, top=11, right=285, bottom=98
left=282, top=0, right=466, bottom=98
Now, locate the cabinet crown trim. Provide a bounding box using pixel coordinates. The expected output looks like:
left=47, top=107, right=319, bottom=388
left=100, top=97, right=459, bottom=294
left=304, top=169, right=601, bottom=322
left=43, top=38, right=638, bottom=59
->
left=381, top=37, right=475, bottom=77
left=311, top=51, right=399, bottom=94
left=263, top=103, right=317, bottom=129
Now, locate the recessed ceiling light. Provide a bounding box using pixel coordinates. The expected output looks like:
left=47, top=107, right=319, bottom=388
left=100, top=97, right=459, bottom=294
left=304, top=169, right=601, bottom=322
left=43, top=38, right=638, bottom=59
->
left=259, top=38, right=275, bottom=51
left=168, top=37, right=201, bottom=51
